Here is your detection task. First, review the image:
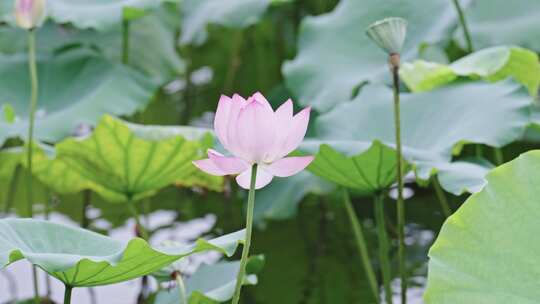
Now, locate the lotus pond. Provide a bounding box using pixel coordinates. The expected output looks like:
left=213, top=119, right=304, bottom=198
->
left=1, top=0, right=540, bottom=303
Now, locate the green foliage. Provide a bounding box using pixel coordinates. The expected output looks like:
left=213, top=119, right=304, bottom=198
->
left=253, top=171, right=334, bottom=224
left=1, top=0, right=540, bottom=302
left=153, top=256, right=264, bottom=304
left=401, top=46, right=540, bottom=96
left=0, top=17, right=183, bottom=84
left=306, top=141, right=403, bottom=194
left=283, top=0, right=459, bottom=112
left=425, top=150, right=540, bottom=303
left=180, top=0, right=274, bottom=46
left=308, top=82, right=530, bottom=181
left=42, top=115, right=222, bottom=202
left=457, top=0, right=540, bottom=51
left=0, top=49, right=157, bottom=145
left=0, top=218, right=245, bottom=287
left=0, top=147, right=22, bottom=182
left=435, top=159, right=493, bottom=195
left=1, top=0, right=172, bottom=30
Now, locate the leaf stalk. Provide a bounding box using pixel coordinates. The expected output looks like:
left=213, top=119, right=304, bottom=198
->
left=374, top=193, right=393, bottom=304
left=63, top=285, right=73, bottom=304
left=342, top=187, right=379, bottom=303
left=27, top=28, right=41, bottom=304
left=452, top=0, right=474, bottom=53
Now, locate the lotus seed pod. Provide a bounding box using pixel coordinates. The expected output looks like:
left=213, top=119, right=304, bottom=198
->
left=14, top=0, right=46, bottom=30
left=366, top=17, right=408, bottom=55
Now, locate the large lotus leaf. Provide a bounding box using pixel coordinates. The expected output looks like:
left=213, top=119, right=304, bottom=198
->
left=0, top=49, right=157, bottom=145
left=283, top=0, right=460, bottom=112
left=309, top=82, right=530, bottom=181
left=49, top=115, right=222, bottom=203
left=0, top=16, right=183, bottom=84
left=0, top=147, right=54, bottom=217
left=456, top=0, right=540, bottom=51
left=302, top=141, right=405, bottom=195
left=1, top=0, right=171, bottom=30
left=180, top=0, right=273, bottom=46
left=0, top=137, right=209, bottom=208
left=424, top=150, right=540, bottom=303
left=93, top=12, right=183, bottom=83
left=436, top=159, right=493, bottom=195
left=0, top=144, right=95, bottom=218
left=154, top=258, right=262, bottom=304
left=0, top=2, right=12, bottom=23
left=401, top=46, right=540, bottom=96
left=253, top=171, right=334, bottom=225
left=31, top=145, right=97, bottom=198
left=0, top=218, right=245, bottom=287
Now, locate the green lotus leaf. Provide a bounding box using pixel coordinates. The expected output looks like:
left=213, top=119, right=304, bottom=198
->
left=424, top=150, right=540, bottom=303
left=401, top=46, right=540, bottom=96
left=436, top=159, right=493, bottom=195
left=308, top=82, right=530, bottom=181
left=153, top=256, right=263, bottom=304
left=34, top=115, right=223, bottom=202
left=303, top=141, right=405, bottom=195
left=46, top=0, right=165, bottom=30
left=180, top=0, right=272, bottom=46
left=253, top=171, right=334, bottom=225
left=0, top=146, right=52, bottom=217
left=456, top=0, right=540, bottom=51
left=0, top=49, right=157, bottom=145
left=0, top=218, right=245, bottom=287
left=1, top=0, right=171, bottom=30
left=65, top=10, right=184, bottom=83
left=1, top=144, right=92, bottom=217
left=283, top=0, right=460, bottom=112
left=0, top=15, right=183, bottom=84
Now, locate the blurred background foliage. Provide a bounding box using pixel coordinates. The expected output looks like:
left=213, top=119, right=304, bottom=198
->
left=1, top=0, right=540, bottom=303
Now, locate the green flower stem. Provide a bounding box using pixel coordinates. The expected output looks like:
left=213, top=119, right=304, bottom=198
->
left=175, top=272, right=187, bottom=304
left=391, top=61, right=407, bottom=304
left=26, top=29, right=38, bottom=218
left=127, top=201, right=149, bottom=240
left=374, top=193, right=393, bottom=304
left=452, top=0, right=473, bottom=53
left=342, top=188, right=379, bottom=303
left=232, top=164, right=258, bottom=304
left=26, top=28, right=41, bottom=304
left=432, top=176, right=452, bottom=218
left=63, top=285, right=73, bottom=304
left=122, top=19, right=130, bottom=64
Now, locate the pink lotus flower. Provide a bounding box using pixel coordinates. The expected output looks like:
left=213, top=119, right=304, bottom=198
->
left=193, top=92, right=314, bottom=189
left=14, top=0, right=46, bottom=30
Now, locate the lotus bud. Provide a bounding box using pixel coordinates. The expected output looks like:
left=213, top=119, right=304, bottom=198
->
left=366, top=17, right=408, bottom=56
left=14, top=0, right=46, bottom=30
